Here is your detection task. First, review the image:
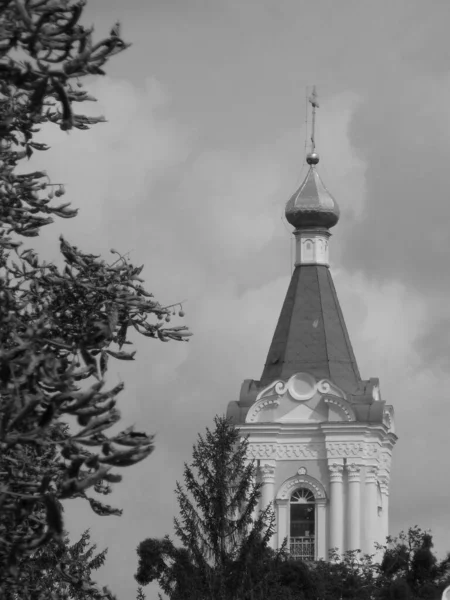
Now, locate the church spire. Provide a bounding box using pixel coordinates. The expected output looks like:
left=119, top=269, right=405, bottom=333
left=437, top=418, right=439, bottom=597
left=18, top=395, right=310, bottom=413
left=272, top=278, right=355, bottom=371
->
left=285, top=86, right=340, bottom=241
left=259, top=88, right=361, bottom=392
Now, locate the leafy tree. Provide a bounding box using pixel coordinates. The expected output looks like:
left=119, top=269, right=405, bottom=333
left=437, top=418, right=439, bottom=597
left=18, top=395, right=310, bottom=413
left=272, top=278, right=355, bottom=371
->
left=264, top=558, right=318, bottom=600
left=135, top=415, right=287, bottom=600
left=377, top=527, right=450, bottom=600
left=0, top=0, right=190, bottom=597
left=14, top=528, right=110, bottom=599
left=288, top=528, right=450, bottom=600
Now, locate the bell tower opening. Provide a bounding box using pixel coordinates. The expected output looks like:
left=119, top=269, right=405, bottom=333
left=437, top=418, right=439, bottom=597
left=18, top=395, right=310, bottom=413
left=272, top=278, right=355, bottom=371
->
left=290, top=488, right=315, bottom=560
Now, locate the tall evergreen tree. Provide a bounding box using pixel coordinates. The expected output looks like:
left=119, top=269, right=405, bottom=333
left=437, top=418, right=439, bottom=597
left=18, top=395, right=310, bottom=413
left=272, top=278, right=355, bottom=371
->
left=135, top=415, right=287, bottom=600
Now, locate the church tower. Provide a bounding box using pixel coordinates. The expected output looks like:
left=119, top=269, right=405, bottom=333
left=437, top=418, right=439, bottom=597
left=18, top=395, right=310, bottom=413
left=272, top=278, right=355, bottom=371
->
left=227, top=88, right=397, bottom=561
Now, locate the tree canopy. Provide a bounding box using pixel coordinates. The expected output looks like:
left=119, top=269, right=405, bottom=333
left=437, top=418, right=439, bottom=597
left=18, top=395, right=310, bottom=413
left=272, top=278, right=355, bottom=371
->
left=0, top=1, right=190, bottom=597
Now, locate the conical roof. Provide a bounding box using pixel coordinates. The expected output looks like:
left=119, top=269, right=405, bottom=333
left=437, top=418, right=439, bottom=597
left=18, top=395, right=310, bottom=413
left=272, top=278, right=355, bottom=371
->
left=259, top=264, right=361, bottom=393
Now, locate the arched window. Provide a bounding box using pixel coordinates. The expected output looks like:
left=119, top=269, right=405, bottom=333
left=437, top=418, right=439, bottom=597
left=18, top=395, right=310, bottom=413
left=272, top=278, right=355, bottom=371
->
left=290, top=487, right=315, bottom=560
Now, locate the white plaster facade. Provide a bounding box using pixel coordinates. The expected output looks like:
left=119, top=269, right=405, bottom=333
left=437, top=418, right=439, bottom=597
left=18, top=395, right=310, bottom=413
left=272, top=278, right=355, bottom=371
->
left=238, top=372, right=396, bottom=561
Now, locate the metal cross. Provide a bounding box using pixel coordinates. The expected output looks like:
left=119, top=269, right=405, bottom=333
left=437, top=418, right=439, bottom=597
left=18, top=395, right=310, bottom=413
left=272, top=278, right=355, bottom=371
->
left=309, top=86, right=319, bottom=153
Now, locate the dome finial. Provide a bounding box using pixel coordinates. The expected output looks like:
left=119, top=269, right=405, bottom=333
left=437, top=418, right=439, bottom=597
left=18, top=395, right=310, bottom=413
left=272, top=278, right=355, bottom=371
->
left=306, top=86, right=320, bottom=165
left=285, top=87, right=340, bottom=231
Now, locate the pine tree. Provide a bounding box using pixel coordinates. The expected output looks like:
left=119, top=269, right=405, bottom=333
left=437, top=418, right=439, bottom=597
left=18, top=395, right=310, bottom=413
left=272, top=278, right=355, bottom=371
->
left=135, top=415, right=287, bottom=600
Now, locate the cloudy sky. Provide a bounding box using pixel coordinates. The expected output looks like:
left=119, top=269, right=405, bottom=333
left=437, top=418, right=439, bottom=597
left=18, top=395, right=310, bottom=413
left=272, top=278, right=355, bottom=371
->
left=26, top=0, right=450, bottom=597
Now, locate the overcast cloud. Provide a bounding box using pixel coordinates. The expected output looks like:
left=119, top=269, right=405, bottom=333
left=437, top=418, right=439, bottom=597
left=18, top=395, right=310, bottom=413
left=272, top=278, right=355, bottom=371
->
left=23, top=1, right=450, bottom=597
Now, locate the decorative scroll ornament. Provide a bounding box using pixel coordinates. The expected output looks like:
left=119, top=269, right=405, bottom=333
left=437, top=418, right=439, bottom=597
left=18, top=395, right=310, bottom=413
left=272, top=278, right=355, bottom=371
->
left=317, top=379, right=346, bottom=398
left=256, top=372, right=318, bottom=404
left=297, top=467, right=307, bottom=475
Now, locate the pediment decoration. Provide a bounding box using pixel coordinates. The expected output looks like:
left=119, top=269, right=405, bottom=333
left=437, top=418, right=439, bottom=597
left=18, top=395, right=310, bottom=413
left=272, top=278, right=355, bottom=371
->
left=276, top=473, right=327, bottom=500
left=324, top=397, right=356, bottom=422
left=256, top=372, right=318, bottom=402
left=245, top=372, right=350, bottom=424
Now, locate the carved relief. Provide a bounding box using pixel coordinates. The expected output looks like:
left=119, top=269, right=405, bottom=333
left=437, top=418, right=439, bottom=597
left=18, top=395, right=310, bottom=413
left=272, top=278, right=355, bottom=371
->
left=324, top=397, right=356, bottom=421
left=378, top=474, right=390, bottom=495
left=255, top=373, right=317, bottom=405
left=246, top=444, right=275, bottom=460
left=317, top=379, right=346, bottom=398
left=276, top=443, right=326, bottom=460
left=346, top=463, right=362, bottom=482
left=297, top=467, right=307, bottom=475
left=379, top=452, right=391, bottom=472
left=365, top=465, right=379, bottom=484
left=277, top=476, right=326, bottom=500
left=246, top=398, right=280, bottom=423
left=383, top=407, right=395, bottom=433
left=247, top=441, right=382, bottom=461
left=328, top=463, right=344, bottom=483
left=326, top=442, right=379, bottom=459
left=260, top=464, right=276, bottom=482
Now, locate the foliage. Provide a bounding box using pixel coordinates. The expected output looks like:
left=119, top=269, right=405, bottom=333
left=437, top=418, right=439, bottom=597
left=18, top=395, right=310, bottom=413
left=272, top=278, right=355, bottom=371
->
left=13, top=528, right=111, bottom=599
left=265, top=558, right=318, bottom=600
left=376, top=527, right=450, bottom=600
left=136, top=587, right=146, bottom=600
left=135, top=415, right=287, bottom=600
left=272, top=528, right=450, bottom=600
left=310, top=549, right=378, bottom=600
left=0, top=0, right=191, bottom=597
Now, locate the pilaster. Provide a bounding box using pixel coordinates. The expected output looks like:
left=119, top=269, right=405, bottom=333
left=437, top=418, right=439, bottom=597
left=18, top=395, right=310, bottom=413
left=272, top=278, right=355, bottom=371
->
left=346, top=463, right=362, bottom=552
left=379, top=474, right=390, bottom=548
left=275, top=498, right=289, bottom=551
left=316, top=498, right=327, bottom=560
left=364, top=465, right=379, bottom=556
left=328, top=462, right=344, bottom=556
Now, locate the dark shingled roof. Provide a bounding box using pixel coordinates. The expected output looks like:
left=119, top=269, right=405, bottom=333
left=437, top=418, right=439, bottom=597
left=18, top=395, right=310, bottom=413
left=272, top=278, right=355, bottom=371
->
left=260, top=264, right=361, bottom=393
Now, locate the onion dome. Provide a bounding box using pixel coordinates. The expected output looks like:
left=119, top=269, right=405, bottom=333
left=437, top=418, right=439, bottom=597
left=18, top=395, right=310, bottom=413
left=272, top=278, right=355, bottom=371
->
left=285, top=153, right=340, bottom=229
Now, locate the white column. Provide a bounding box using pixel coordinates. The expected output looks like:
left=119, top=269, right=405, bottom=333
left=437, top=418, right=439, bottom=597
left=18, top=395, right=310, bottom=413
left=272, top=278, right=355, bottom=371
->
left=276, top=499, right=289, bottom=551
left=364, top=466, right=378, bottom=556
left=316, top=498, right=327, bottom=560
left=328, top=463, right=344, bottom=557
left=346, top=463, right=362, bottom=553
left=260, top=463, right=276, bottom=549
left=379, top=476, right=390, bottom=547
